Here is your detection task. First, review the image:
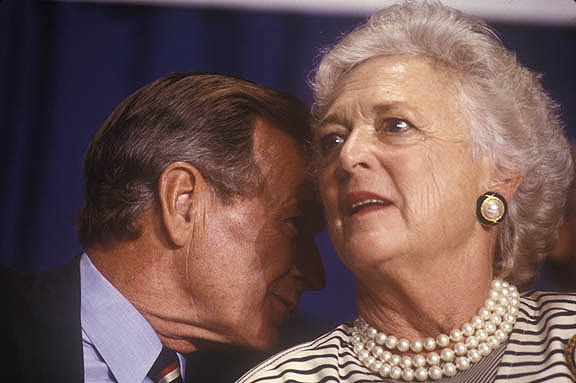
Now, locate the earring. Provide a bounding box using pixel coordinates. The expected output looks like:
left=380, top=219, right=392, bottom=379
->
left=477, top=192, right=507, bottom=226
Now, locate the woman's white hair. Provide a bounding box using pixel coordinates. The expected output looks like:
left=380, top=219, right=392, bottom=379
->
left=312, top=1, right=573, bottom=284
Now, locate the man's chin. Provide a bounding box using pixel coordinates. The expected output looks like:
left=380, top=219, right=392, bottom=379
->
left=164, top=320, right=282, bottom=354
left=236, top=323, right=281, bottom=352
left=158, top=336, right=199, bottom=354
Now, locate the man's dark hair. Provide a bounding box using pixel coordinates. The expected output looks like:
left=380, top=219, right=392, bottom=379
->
left=77, top=73, right=311, bottom=249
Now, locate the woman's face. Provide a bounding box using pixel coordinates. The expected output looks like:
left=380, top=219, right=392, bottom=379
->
left=316, top=56, right=493, bottom=274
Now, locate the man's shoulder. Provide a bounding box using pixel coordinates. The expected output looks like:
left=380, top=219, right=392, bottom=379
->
left=0, top=255, right=83, bottom=333
left=236, top=323, right=354, bottom=383
left=2, top=256, right=82, bottom=313
left=1, top=255, right=81, bottom=290
left=0, top=264, right=34, bottom=292
left=0, top=264, right=42, bottom=320
left=0, top=257, right=84, bottom=383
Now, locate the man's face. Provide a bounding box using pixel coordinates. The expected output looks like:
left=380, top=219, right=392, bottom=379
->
left=182, top=118, right=325, bottom=351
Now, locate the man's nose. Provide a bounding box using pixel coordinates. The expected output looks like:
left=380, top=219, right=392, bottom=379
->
left=292, top=239, right=326, bottom=291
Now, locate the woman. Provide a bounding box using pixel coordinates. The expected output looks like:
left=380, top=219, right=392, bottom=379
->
left=238, top=2, right=576, bottom=382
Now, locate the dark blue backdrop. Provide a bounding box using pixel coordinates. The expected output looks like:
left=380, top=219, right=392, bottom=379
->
left=1, top=0, right=575, bottom=330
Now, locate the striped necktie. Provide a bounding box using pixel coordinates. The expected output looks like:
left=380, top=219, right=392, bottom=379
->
left=148, top=347, right=183, bottom=383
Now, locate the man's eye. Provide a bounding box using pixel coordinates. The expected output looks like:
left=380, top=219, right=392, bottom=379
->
left=381, top=118, right=414, bottom=133
left=319, top=133, right=345, bottom=153
left=284, top=216, right=302, bottom=234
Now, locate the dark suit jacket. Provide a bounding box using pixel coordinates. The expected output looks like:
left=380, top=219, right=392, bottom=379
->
left=1, top=257, right=83, bottom=382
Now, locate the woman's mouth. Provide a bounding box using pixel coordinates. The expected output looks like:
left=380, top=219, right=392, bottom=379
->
left=345, top=192, right=392, bottom=217
left=350, top=198, right=392, bottom=215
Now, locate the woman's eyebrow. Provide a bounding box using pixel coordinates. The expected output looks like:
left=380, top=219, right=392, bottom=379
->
left=319, top=102, right=417, bottom=129
left=317, top=114, right=347, bottom=130
left=373, top=102, right=421, bottom=123
left=372, top=103, right=395, bottom=115
left=372, top=102, right=414, bottom=115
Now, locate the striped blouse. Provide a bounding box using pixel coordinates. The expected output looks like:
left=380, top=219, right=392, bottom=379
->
left=237, top=291, right=576, bottom=383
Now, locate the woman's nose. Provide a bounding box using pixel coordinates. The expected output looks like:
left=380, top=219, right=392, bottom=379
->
left=338, top=128, right=377, bottom=174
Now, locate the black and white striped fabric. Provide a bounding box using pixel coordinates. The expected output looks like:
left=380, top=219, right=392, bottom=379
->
left=237, top=291, right=576, bottom=383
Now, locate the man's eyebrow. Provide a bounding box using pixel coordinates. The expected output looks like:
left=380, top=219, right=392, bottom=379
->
left=281, top=181, right=315, bottom=208
left=286, top=180, right=316, bottom=204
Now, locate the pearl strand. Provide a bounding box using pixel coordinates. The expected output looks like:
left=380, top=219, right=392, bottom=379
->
left=350, top=279, right=519, bottom=381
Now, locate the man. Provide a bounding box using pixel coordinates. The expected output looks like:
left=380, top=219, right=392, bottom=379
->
left=2, top=73, right=325, bottom=382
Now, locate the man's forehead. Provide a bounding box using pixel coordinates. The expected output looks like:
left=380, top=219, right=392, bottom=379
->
left=252, top=118, right=303, bottom=153
left=252, top=118, right=308, bottom=173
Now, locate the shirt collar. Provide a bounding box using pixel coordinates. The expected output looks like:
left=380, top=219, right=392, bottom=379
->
left=80, top=253, right=184, bottom=383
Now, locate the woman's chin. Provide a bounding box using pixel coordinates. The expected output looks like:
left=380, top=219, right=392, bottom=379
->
left=341, top=243, right=402, bottom=274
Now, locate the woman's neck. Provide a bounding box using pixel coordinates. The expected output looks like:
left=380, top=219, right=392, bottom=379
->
left=355, top=251, right=494, bottom=340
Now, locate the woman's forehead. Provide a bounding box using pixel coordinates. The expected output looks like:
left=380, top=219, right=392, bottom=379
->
left=320, top=56, right=463, bottom=129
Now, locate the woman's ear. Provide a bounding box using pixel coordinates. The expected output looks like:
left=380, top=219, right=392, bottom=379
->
left=158, top=162, right=204, bottom=247
left=477, top=155, right=522, bottom=202
left=489, top=174, right=522, bottom=202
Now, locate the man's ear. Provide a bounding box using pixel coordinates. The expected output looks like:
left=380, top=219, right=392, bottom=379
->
left=158, top=162, right=204, bottom=247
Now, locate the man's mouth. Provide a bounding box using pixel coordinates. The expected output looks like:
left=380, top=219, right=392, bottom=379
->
left=272, top=293, right=299, bottom=313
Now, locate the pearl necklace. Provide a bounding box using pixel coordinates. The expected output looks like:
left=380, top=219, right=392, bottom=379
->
left=350, top=280, right=519, bottom=381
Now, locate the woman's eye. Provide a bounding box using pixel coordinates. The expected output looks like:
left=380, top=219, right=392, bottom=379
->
left=382, top=118, right=414, bottom=133
left=319, top=133, right=345, bottom=153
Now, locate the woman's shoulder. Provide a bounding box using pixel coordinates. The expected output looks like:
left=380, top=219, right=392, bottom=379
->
left=516, top=290, right=576, bottom=337
left=495, top=290, right=576, bottom=382
left=520, top=289, right=576, bottom=314
left=235, top=322, right=369, bottom=383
